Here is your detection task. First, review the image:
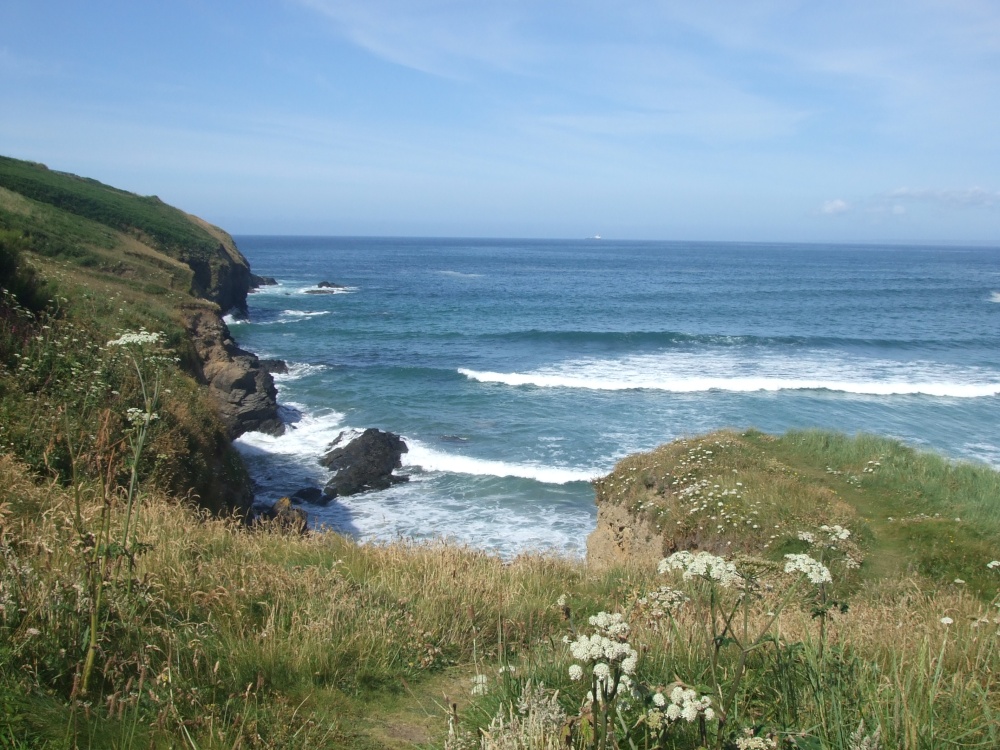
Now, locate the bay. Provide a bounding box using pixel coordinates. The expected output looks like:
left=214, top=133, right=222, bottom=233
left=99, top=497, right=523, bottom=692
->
left=230, top=237, right=1000, bottom=556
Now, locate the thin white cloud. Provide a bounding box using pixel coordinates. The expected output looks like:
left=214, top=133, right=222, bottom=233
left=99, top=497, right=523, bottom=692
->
left=887, top=187, right=1000, bottom=208
left=292, top=0, right=535, bottom=78
left=821, top=199, right=849, bottom=215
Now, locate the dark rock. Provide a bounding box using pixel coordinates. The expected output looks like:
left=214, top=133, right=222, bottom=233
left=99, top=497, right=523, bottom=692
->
left=184, top=231, right=254, bottom=317
left=185, top=310, right=284, bottom=439
left=250, top=274, right=278, bottom=288
left=320, top=428, right=409, bottom=497
left=292, top=487, right=326, bottom=505
left=304, top=280, right=347, bottom=295
left=259, top=358, right=289, bottom=375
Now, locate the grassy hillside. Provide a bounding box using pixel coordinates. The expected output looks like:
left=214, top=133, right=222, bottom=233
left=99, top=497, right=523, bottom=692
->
left=1, top=429, right=998, bottom=749
left=0, top=155, right=251, bottom=513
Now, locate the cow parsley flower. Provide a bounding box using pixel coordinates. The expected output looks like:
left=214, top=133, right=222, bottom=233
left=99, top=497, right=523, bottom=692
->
left=568, top=664, right=584, bottom=681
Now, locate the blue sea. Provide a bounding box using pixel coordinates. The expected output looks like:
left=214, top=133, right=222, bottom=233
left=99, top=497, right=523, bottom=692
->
left=229, top=237, right=1000, bottom=557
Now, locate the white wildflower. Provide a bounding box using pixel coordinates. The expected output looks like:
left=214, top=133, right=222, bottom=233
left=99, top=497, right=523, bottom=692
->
left=471, top=674, right=489, bottom=696
left=784, top=554, right=832, bottom=584
left=652, top=692, right=666, bottom=707
left=659, top=550, right=740, bottom=588
left=987, top=560, right=1000, bottom=569
left=940, top=617, right=953, bottom=626
left=107, top=329, right=162, bottom=347
left=568, top=664, right=584, bottom=681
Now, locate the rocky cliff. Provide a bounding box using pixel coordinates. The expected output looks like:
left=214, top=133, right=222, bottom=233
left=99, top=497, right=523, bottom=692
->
left=0, top=155, right=281, bottom=512
left=185, top=308, right=284, bottom=439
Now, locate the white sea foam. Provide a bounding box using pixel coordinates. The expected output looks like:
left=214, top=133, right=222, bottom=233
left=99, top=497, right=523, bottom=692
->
left=222, top=314, right=243, bottom=326
left=235, top=407, right=597, bottom=557
left=311, top=479, right=594, bottom=558
left=990, top=291, right=1000, bottom=303
left=274, top=310, right=331, bottom=324
left=403, top=440, right=598, bottom=484
left=438, top=270, right=484, bottom=279
left=235, top=403, right=346, bottom=458
left=459, top=351, right=1000, bottom=399
left=297, top=285, right=358, bottom=295
left=272, top=362, right=330, bottom=382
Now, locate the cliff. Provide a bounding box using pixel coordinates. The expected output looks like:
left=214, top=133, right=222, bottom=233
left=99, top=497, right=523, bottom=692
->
left=0, top=155, right=280, bottom=511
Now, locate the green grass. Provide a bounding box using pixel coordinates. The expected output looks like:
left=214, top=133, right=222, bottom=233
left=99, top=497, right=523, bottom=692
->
left=0, top=156, right=219, bottom=260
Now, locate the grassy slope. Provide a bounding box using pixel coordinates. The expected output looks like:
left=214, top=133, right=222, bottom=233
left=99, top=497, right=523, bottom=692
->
left=0, top=156, right=250, bottom=512
left=595, top=429, right=1000, bottom=597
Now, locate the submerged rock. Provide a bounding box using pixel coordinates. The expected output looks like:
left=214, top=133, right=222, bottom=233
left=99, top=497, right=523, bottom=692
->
left=259, top=358, right=289, bottom=375
left=320, top=428, right=409, bottom=497
left=291, top=486, right=326, bottom=505
left=250, top=274, right=278, bottom=288
left=304, top=280, right=347, bottom=295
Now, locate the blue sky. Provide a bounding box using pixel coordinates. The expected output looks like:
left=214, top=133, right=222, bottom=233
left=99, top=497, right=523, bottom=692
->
left=2, top=1, right=999, bottom=242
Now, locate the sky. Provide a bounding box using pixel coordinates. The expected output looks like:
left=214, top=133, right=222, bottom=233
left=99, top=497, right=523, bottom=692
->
left=2, top=1, right=1000, bottom=242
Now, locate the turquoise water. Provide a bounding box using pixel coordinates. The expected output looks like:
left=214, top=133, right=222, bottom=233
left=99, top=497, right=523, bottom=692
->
left=230, top=237, right=1000, bottom=556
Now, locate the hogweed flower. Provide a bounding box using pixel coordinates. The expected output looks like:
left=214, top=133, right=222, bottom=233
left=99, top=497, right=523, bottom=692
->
left=107, top=329, right=163, bottom=347
left=658, top=550, right=740, bottom=588
left=783, top=554, right=832, bottom=584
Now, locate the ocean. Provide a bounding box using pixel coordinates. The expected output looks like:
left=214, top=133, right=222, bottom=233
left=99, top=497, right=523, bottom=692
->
left=229, top=237, right=1000, bottom=557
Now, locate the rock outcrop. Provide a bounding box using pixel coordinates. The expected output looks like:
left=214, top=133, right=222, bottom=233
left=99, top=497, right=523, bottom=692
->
left=183, top=215, right=254, bottom=316
left=586, top=501, right=666, bottom=570
left=186, top=309, right=284, bottom=439
left=320, top=428, right=408, bottom=497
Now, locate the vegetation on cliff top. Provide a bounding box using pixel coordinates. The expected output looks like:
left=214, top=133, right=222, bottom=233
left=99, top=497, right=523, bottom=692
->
left=0, top=155, right=251, bottom=511
left=1, top=157, right=998, bottom=748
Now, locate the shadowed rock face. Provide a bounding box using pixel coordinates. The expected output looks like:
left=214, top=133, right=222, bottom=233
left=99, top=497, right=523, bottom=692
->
left=320, top=428, right=408, bottom=497
left=186, top=310, right=284, bottom=439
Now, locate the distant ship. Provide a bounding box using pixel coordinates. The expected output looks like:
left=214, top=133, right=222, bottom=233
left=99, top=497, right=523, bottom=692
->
left=589, top=234, right=602, bottom=240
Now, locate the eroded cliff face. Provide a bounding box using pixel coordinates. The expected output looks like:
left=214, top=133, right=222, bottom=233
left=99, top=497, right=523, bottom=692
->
left=586, top=492, right=666, bottom=570
left=185, top=309, right=283, bottom=439
left=183, top=215, right=254, bottom=316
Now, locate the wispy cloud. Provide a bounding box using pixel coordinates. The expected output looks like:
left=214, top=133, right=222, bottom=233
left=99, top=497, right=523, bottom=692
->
left=821, top=199, right=849, bottom=215
left=886, top=187, right=1000, bottom=208
left=292, top=0, right=535, bottom=78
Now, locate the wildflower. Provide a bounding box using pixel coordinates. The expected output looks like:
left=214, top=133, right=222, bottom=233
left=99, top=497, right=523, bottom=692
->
left=736, top=729, right=777, bottom=750
left=658, top=550, right=740, bottom=588
left=568, top=664, right=583, bottom=681
left=940, top=617, right=953, bottom=626
left=988, top=560, right=1000, bottom=569
left=652, top=692, right=666, bottom=707
left=107, top=329, right=163, bottom=347
left=556, top=594, right=567, bottom=606
left=25, top=628, right=40, bottom=637
left=783, top=554, right=832, bottom=584
left=471, top=674, right=489, bottom=695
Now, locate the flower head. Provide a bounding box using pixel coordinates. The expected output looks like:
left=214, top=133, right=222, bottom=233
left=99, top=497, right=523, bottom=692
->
left=783, top=554, right=832, bottom=584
